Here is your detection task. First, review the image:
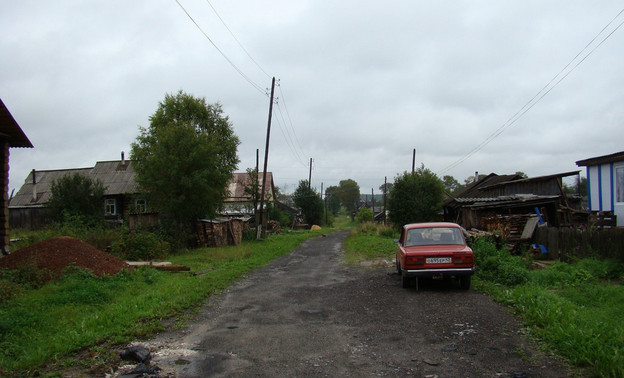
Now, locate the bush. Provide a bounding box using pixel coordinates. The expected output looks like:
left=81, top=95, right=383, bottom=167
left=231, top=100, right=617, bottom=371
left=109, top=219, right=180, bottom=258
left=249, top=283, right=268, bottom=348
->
left=356, top=208, right=374, bottom=224
left=111, top=230, right=170, bottom=261
left=472, top=237, right=530, bottom=286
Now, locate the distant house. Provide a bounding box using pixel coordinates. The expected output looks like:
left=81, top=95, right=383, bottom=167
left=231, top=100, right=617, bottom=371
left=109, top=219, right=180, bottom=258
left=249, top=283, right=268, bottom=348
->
left=576, top=151, right=624, bottom=227
left=9, top=154, right=146, bottom=229
left=0, top=99, right=33, bottom=253
left=221, top=172, right=275, bottom=217
left=10, top=163, right=276, bottom=229
left=443, top=171, right=583, bottom=236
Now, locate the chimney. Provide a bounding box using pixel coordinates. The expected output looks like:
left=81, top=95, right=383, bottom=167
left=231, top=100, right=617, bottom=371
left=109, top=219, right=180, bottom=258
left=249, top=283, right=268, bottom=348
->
left=474, top=171, right=479, bottom=182
left=32, top=169, right=37, bottom=202
left=121, top=151, right=125, bottom=166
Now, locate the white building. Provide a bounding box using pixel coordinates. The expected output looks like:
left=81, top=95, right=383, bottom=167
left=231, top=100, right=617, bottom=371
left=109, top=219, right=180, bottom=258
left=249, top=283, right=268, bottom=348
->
left=576, top=151, right=624, bottom=227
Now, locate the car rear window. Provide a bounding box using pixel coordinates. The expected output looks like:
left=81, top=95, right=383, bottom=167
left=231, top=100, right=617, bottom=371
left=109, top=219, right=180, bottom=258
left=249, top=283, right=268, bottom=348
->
left=405, top=227, right=465, bottom=246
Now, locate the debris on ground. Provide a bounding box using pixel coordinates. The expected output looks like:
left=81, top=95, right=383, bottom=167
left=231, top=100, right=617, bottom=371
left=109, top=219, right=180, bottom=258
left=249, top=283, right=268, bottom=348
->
left=0, top=236, right=130, bottom=278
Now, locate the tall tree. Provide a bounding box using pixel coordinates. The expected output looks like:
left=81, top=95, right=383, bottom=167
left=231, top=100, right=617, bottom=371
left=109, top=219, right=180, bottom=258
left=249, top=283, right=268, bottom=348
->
left=337, top=179, right=360, bottom=216
left=47, top=173, right=105, bottom=227
left=131, top=90, right=240, bottom=243
left=442, top=175, right=463, bottom=195
left=293, top=180, right=324, bottom=226
left=388, top=165, right=444, bottom=230
left=325, top=185, right=341, bottom=215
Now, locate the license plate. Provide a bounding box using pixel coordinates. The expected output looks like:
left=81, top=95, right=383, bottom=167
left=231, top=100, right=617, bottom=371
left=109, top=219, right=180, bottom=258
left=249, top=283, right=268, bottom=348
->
left=426, top=257, right=451, bottom=264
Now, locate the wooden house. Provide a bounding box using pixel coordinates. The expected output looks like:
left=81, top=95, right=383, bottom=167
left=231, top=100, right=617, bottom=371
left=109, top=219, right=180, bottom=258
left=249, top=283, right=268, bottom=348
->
left=9, top=154, right=147, bottom=229
left=576, top=151, right=624, bottom=227
left=0, top=99, right=33, bottom=253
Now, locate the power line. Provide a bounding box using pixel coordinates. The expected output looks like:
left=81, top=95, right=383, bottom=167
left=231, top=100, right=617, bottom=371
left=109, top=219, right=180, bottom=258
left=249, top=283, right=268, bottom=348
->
left=174, top=0, right=266, bottom=95
left=202, top=0, right=272, bottom=79
left=438, top=7, right=624, bottom=174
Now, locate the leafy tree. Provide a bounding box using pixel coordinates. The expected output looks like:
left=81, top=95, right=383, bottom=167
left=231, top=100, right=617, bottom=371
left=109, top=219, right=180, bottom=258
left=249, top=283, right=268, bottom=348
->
left=464, top=173, right=487, bottom=186
left=131, top=90, right=240, bottom=244
left=293, top=180, right=324, bottom=226
left=325, top=185, right=341, bottom=215
left=47, top=173, right=105, bottom=227
left=337, top=179, right=360, bottom=215
left=388, top=165, right=444, bottom=230
left=356, top=207, right=374, bottom=223
left=563, top=176, right=587, bottom=197
left=515, top=171, right=529, bottom=179
left=442, top=175, right=463, bottom=195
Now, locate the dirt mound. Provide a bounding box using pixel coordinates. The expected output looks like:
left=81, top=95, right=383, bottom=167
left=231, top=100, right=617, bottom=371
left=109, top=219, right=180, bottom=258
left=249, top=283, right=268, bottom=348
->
left=0, top=236, right=130, bottom=278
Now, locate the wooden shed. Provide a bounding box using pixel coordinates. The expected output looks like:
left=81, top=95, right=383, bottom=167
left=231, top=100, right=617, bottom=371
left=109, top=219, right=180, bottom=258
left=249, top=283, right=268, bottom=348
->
left=196, top=218, right=248, bottom=247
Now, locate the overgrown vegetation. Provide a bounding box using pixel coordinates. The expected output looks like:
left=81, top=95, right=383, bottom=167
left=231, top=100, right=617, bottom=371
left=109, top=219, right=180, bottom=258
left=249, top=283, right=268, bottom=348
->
left=472, top=238, right=624, bottom=377
left=343, top=222, right=397, bottom=264
left=0, top=229, right=323, bottom=374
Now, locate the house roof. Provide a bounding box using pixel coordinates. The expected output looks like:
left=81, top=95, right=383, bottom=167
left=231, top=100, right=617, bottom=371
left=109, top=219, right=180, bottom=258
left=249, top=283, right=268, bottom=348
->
left=450, top=173, right=522, bottom=201
left=224, top=172, right=274, bottom=203
left=9, top=160, right=139, bottom=208
left=9, top=168, right=92, bottom=207
left=575, top=151, right=624, bottom=167
left=0, top=98, right=33, bottom=148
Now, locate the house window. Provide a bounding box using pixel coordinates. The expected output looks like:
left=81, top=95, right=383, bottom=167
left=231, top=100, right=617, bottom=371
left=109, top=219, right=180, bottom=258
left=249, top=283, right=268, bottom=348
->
left=134, top=199, right=147, bottom=213
left=104, top=198, right=117, bottom=216
left=616, top=165, right=624, bottom=204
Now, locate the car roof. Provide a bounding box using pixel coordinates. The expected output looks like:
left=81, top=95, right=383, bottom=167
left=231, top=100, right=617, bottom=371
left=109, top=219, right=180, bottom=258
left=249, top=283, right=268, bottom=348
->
left=403, top=222, right=461, bottom=229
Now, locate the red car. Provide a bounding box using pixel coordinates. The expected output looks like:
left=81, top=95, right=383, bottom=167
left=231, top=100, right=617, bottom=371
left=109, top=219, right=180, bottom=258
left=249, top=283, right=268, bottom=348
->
left=396, top=222, right=474, bottom=290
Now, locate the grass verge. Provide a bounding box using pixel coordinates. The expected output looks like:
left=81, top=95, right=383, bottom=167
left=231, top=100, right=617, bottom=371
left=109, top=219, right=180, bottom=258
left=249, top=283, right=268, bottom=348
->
left=0, top=229, right=324, bottom=374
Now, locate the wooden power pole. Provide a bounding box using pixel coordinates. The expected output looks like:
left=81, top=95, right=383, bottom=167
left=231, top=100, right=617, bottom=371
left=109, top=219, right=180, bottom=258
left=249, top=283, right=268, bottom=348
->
left=259, top=77, right=275, bottom=239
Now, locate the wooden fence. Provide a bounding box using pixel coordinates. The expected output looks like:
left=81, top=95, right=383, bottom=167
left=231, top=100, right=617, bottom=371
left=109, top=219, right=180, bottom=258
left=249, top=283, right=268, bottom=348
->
left=533, top=226, right=624, bottom=262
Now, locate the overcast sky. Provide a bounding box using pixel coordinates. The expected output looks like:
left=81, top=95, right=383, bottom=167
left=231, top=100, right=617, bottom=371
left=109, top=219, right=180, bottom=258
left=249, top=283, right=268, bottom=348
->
left=2, top=1, right=623, bottom=195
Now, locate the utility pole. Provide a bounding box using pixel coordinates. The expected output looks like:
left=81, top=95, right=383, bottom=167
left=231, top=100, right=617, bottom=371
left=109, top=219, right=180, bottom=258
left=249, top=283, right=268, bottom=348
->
left=383, top=176, right=387, bottom=225
left=254, top=149, right=260, bottom=237
left=308, top=158, right=312, bottom=189
left=259, top=77, right=275, bottom=240
left=412, top=148, right=416, bottom=174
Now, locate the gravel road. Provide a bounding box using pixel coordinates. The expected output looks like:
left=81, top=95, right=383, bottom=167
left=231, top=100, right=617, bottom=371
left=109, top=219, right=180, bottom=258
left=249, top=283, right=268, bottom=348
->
left=117, top=230, right=574, bottom=377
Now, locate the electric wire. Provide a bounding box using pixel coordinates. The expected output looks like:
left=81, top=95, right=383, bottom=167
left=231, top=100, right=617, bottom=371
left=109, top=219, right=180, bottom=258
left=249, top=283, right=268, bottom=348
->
left=438, top=7, right=624, bottom=174
left=203, top=0, right=272, bottom=79
left=277, top=82, right=307, bottom=160
left=174, top=0, right=266, bottom=95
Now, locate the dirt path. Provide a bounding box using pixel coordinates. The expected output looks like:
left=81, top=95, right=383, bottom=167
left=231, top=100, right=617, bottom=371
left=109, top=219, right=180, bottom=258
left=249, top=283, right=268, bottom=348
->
left=117, top=231, right=573, bottom=377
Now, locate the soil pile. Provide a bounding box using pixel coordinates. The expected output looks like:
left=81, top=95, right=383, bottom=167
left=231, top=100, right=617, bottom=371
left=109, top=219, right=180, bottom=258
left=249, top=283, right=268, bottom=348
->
left=0, top=236, right=130, bottom=278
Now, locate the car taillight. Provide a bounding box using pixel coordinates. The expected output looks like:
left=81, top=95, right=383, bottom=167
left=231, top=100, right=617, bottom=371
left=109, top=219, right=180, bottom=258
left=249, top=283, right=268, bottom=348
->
left=453, top=254, right=474, bottom=265
left=406, top=256, right=425, bottom=266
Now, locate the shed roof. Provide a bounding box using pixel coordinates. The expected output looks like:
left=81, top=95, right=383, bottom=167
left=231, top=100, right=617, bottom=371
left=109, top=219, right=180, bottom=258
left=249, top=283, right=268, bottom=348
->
left=0, top=98, right=33, bottom=148
left=575, top=151, right=624, bottom=167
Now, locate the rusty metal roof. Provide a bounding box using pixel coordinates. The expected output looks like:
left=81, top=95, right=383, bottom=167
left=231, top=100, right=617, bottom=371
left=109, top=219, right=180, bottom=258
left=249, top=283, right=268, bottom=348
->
left=0, top=98, right=33, bottom=148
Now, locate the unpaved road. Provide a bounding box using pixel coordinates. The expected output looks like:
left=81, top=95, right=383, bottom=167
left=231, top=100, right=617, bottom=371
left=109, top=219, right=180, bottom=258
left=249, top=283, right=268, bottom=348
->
left=116, top=231, right=574, bottom=377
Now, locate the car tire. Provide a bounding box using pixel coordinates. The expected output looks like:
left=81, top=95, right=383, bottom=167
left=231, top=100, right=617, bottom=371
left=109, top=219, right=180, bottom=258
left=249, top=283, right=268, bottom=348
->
left=395, top=257, right=402, bottom=275
left=460, top=275, right=471, bottom=290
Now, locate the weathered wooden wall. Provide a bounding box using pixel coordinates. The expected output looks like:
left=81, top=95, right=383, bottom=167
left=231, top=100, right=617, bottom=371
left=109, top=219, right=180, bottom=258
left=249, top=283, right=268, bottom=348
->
left=534, top=226, right=624, bottom=262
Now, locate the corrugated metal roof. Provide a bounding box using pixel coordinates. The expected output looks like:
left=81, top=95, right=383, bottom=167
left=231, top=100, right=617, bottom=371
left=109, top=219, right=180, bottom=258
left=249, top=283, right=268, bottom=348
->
left=0, top=98, right=33, bottom=148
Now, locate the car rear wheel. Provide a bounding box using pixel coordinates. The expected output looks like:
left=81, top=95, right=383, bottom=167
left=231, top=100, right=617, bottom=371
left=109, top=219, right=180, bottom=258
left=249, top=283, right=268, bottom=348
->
left=460, top=275, right=471, bottom=290
left=395, top=257, right=402, bottom=275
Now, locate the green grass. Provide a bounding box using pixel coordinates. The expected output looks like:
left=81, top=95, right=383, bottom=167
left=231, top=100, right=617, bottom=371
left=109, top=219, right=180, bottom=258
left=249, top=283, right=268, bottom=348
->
left=0, top=230, right=324, bottom=374
left=342, top=222, right=397, bottom=264
left=472, top=241, right=624, bottom=378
